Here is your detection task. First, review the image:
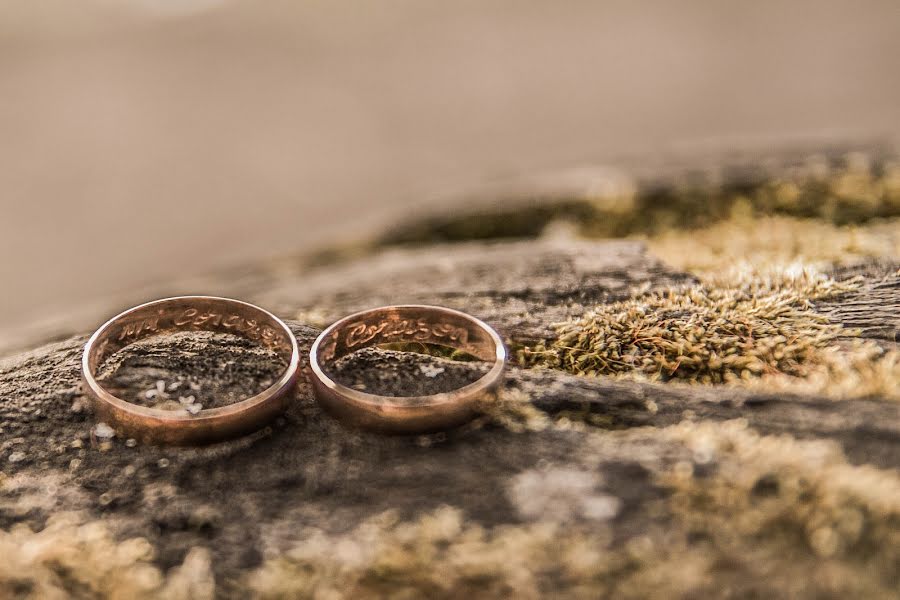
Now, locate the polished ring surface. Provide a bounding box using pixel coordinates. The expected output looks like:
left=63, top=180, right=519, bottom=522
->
left=308, top=305, right=507, bottom=433
left=82, top=296, right=300, bottom=445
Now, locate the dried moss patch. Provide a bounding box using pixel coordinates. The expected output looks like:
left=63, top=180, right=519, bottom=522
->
left=475, top=389, right=552, bottom=433
left=658, top=419, right=900, bottom=597
left=521, top=258, right=899, bottom=399
left=375, top=152, right=899, bottom=398
left=245, top=420, right=899, bottom=599
left=249, top=507, right=582, bottom=599
left=382, top=153, right=900, bottom=245
left=249, top=504, right=690, bottom=600
left=751, top=341, right=900, bottom=401
left=646, top=214, right=900, bottom=274
left=0, top=510, right=214, bottom=600
left=523, top=266, right=855, bottom=382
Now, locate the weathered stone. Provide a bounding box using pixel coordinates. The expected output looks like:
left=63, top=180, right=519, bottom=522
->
left=0, top=238, right=897, bottom=599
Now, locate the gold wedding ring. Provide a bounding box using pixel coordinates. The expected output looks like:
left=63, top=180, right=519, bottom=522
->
left=308, top=305, right=507, bottom=433
left=82, top=296, right=300, bottom=445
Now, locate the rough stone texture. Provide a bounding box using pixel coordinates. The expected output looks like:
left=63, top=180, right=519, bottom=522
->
left=0, top=239, right=897, bottom=598
left=256, top=238, right=695, bottom=344
left=819, top=262, right=900, bottom=349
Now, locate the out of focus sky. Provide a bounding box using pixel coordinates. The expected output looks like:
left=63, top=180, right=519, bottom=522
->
left=1, top=0, right=899, bottom=349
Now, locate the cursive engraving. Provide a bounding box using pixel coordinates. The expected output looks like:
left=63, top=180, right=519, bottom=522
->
left=117, top=323, right=139, bottom=341
left=343, top=319, right=469, bottom=350
left=346, top=321, right=388, bottom=348
left=431, top=322, right=469, bottom=344
left=192, top=312, right=223, bottom=327
left=172, top=310, right=271, bottom=340
left=413, top=319, right=433, bottom=341
left=242, top=319, right=260, bottom=340
left=117, top=315, right=161, bottom=341
left=174, top=308, right=199, bottom=326
left=223, top=315, right=242, bottom=328
left=321, top=335, right=338, bottom=363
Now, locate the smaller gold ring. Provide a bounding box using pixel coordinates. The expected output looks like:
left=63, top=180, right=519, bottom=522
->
left=81, top=296, right=300, bottom=445
left=308, top=305, right=507, bottom=433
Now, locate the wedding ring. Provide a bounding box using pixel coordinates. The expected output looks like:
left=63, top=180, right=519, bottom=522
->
left=82, top=296, right=300, bottom=445
left=308, top=305, right=506, bottom=433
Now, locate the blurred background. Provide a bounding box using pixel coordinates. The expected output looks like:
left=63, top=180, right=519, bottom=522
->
left=1, top=0, right=899, bottom=353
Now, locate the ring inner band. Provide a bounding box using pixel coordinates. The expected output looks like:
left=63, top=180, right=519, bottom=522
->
left=316, top=307, right=499, bottom=368
left=86, top=298, right=295, bottom=376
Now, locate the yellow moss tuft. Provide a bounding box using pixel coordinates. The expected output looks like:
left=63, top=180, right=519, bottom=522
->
left=475, top=389, right=553, bottom=433
left=664, top=419, right=900, bottom=516
left=246, top=421, right=900, bottom=599
left=0, top=511, right=214, bottom=600
left=645, top=214, right=900, bottom=274
left=524, top=257, right=900, bottom=399
left=249, top=504, right=710, bottom=599
left=658, top=419, right=900, bottom=597
left=250, top=507, right=570, bottom=599
left=525, top=265, right=858, bottom=385
left=755, top=342, right=900, bottom=401
left=383, top=153, right=900, bottom=245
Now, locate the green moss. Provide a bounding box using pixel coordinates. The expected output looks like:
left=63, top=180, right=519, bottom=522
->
left=380, top=153, right=900, bottom=245
left=381, top=201, right=598, bottom=245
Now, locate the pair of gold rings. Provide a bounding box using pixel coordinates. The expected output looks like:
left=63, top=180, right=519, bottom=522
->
left=81, top=297, right=506, bottom=445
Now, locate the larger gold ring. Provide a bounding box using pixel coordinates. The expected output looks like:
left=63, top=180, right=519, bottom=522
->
left=308, top=305, right=507, bottom=433
left=82, top=296, right=300, bottom=445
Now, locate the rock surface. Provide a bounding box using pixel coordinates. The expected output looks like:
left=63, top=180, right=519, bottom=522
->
left=0, top=238, right=898, bottom=599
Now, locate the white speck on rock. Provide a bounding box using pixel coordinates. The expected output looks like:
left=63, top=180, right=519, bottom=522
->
left=580, top=494, right=622, bottom=521
left=419, top=364, right=446, bottom=378
left=93, top=422, right=116, bottom=439
left=146, top=380, right=171, bottom=400
left=8, top=451, right=26, bottom=463
left=507, top=467, right=620, bottom=522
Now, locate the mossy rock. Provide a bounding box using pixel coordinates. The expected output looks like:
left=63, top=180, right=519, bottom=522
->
left=1, top=151, right=898, bottom=599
